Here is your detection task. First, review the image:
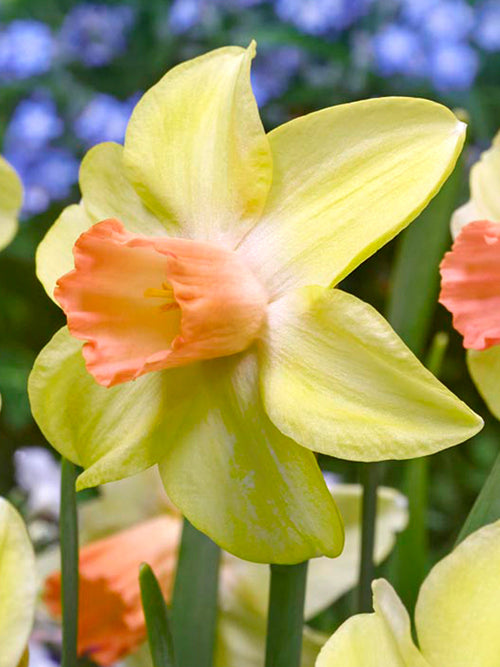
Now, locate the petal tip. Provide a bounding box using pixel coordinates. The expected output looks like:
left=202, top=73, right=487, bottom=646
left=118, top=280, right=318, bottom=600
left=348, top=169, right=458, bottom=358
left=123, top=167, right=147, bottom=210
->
left=247, top=39, right=257, bottom=58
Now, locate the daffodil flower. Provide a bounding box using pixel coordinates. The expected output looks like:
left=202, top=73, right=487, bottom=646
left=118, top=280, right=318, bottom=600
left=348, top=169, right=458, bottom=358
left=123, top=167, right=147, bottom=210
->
left=0, top=157, right=22, bottom=418
left=316, top=518, right=500, bottom=667
left=42, top=469, right=407, bottom=667
left=440, top=131, right=500, bottom=420
left=30, top=43, right=481, bottom=563
left=0, top=498, right=37, bottom=667
left=0, top=156, right=22, bottom=252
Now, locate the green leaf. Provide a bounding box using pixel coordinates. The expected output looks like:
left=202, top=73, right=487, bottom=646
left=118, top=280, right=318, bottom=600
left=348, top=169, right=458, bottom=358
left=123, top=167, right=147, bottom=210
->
left=386, top=157, right=464, bottom=612
left=139, top=563, right=176, bottom=667
left=171, top=519, right=220, bottom=667
left=456, top=449, right=500, bottom=545
left=387, top=158, right=463, bottom=357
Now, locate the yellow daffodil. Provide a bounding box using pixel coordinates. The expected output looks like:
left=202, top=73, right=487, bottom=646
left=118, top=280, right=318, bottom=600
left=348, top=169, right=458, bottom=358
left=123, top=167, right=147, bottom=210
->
left=0, top=157, right=22, bottom=417
left=316, top=518, right=500, bottom=667
left=29, top=43, right=481, bottom=563
left=41, top=469, right=407, bottom=667
left=0, top=498, right=36, bottom=667
left=440, top=131, right=500, bottom=420
left=0, top=156, right=22, bottom=252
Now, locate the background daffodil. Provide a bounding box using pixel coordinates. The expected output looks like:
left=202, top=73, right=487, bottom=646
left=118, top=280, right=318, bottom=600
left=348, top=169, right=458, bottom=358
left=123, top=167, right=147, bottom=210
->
left=30, top=43, right=482, bottom=563
left=0, top=156, right=22, bottom=252
left=316, top=518, right=500, bottom=667
left=440, top=131, right=500, bottom=420
left=0, top=497, right=37, bottom=667
left=40, top=469, right=407, bottom=667
left=0, top=156, right=22, bottom=419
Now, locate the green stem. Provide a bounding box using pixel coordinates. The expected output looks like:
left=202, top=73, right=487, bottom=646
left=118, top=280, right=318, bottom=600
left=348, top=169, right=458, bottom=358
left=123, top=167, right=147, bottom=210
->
left=60, top=459, right=79, bottom=667
left=140, top=563, right=176, bottom=667
left=265, top=562, right=308, bottom=667
left=357, top=463, right=380, bottom=613
left=171, top=519, right=221, bottom=667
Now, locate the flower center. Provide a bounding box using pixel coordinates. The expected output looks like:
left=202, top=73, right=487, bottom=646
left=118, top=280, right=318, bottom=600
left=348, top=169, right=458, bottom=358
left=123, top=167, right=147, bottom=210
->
left=144, top=282, right=179, bottom=312
left=55, top=219, right=268, bottom=387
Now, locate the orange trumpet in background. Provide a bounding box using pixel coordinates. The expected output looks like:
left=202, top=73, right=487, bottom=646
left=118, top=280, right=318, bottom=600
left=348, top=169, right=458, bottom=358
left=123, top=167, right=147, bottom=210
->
left=44, top=516, right=180, bottom=665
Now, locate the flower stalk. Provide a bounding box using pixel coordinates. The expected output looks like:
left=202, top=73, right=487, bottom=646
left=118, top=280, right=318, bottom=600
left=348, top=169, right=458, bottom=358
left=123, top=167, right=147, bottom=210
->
left=60, top=459, right=79, bottom=667
left=357, top=463, right=381, bottom=613
left=265, top=561, right=309, bottom=667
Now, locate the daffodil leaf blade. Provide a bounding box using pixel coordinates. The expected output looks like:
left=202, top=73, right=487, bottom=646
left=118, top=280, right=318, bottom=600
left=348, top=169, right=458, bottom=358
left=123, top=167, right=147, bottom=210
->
left=140, top=563, right=176, bottom=667
left=456, top=447, right=500, bottom=545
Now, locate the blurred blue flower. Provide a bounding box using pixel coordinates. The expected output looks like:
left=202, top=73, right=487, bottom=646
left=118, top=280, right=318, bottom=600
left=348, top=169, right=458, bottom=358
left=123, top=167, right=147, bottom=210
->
left=372, top=23, right=427, bottom=77
left=168, top=0, right=204, bottom=33
left=5, top=147, right=78, bottom=216
left=274, top=0, right=373, bottom=36
left=3, top=96, right=64, bottom=153
left=59, top=3, right=135, bottom=67
left=474, top=0, right=500, bottom=51
left=0, top=20, right=54, bottom=80
left=400, top=0, right=439, bottom=26
left=220, top=0, right=265, bottom=7
left=420, top=0, right=474, bottom=43
left=251, top=45, right=303, bottom=106
left=74, top=93, right=137, bottom=147
left=428, top=42, right=479, bottom=91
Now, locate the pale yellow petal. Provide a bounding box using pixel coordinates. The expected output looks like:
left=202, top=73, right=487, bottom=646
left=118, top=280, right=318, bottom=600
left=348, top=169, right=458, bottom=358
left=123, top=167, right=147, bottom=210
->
left=238, top=97, right=464, bottom=297
left=415, top=519, right=500, bottom=667
left=450, top=200, right=481, bottom=239
left=159, top=352, right=344, bottom=563
left=316, top=580, right=429, bottom=667
left=260, top=286, right=482, bottom=461
left=36, top=143, right=167, bottom=301
left=470, top=130, right=500, bottom=221
left=0, top=498, right=36, bottom=667
left=29, top=328, right=342, bottom=563
left=36, top=204, right=93, bottom=302
left=124, top=43, right=271, bottom=244
left=79, top=142, right=168, bottom=234
left=0, top=155, right=22, bottom=251
left=467, top=346, right=500, bottom=420
left=217, top=483, right=406, bottom=632
left=28, top=326, right=201, bottom=485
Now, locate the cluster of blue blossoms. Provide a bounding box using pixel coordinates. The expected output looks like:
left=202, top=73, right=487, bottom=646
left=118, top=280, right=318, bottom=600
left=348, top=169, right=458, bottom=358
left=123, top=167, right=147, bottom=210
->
left=1, top=0, right=500, bottom=217
left=372, top=0, right=500, bottom=92
left=0, top=4, right=136, bottom=215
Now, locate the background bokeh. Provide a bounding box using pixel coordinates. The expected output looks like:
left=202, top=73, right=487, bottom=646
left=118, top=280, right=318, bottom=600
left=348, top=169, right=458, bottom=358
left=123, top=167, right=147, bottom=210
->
left=1, top=0, right=499, bottom=613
